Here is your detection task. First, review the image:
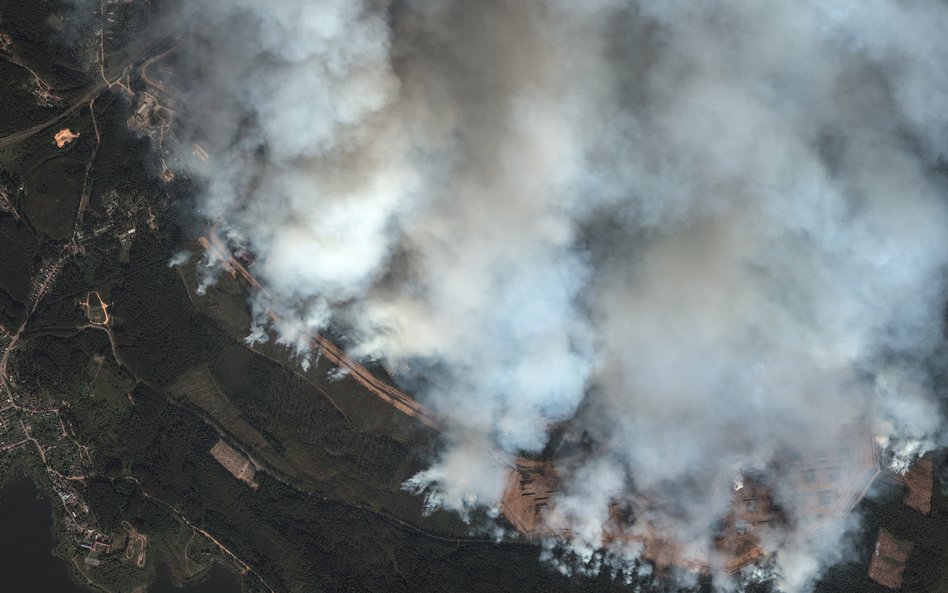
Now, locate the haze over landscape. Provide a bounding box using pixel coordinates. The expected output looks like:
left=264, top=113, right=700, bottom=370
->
left=178, top=0, right=948, bottom=589
left=2, top=0, right=948, bottom=591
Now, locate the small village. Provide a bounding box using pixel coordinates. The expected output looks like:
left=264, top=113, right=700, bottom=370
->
left=1, top=317, right=149, bottom=571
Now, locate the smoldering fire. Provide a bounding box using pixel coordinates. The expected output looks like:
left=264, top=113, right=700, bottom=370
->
left=175, top=0, right=948, bottom=589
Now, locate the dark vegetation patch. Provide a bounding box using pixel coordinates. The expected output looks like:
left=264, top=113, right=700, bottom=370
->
left=813, top=457, right=948, bottom=593
left=90, top=351, right=136, bottom=406
left=0, top=0, right=91, bottom=90
left=171, top=262, right=465, bottom=532
left=2, top=109, right=94, bottom=241
left=0, top=107, right=90, bottom=177
left=109, top=238, right=229, bottom=386
left=67, top=383, right=631, bottom=593
left=0, top=215, right=38, bottom=325
left=30, top=260, right=92, bottom=331
left=22, top=153, right=83, bottom=239
left=100, top=0, right=151, bottom=53
left=12, top=329, right=107, bottom=403
left=207, top=344, right=437, bottom=509
left=0, top=60, right=58, bottom=135
left=87, top=90, right=163, bottom=206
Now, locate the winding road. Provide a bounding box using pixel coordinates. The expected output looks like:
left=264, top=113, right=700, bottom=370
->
left=0, top=12, right=189, bottom=152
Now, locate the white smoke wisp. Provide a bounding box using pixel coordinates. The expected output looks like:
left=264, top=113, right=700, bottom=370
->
left=179, top=0, right=948, bottom=589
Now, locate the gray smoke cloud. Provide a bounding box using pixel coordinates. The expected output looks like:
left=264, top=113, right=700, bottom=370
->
left=177, top=0, right=948, bottom=589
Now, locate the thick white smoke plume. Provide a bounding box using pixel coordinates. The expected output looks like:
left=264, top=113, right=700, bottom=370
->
left=180, top=0, right=948, bottom=589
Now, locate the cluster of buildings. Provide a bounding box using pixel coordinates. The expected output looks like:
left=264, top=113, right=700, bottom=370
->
left=26, top=257, right=66, bottom=313
left=51, top=472, right=90, bottom=524
left=72, top=184, right=163, bottom=264
left=0, top=404, right=26, bottom=453
left=79, top=528, right=134, bottom=568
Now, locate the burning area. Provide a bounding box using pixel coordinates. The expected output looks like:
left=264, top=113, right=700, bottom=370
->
left=167, top=0, right=948, bottom=590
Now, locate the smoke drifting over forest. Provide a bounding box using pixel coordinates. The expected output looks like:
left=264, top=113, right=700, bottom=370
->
left=178, top=0, right=948, bottom=589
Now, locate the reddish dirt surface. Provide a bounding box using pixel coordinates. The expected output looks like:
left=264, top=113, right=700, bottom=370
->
left=868, top=529, right=913, bottom=589
left=900, top=454, right=934, bottom=515
left=210, top=438, right=259, bottom=490
left=201, top=228, right=441, bottom=430
left=122, top=522, right=148, bottom=569
left=499, top=460, right=776, bottom=574
left=500, top=425, right=881, bottom=574
left=54, top=128, right=80, bottom=148
left=196, top=233, right=892, bottom=576
left=80, top=291, right=110, bottom=325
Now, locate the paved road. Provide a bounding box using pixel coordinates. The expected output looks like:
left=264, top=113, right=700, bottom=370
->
left=0, top=85, right=104, bottom=151
left=0, top=16, right=188, bottom=152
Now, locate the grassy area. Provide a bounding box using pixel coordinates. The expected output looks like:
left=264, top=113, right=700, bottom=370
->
left=168, top=363, right=305, bottom=480
left=22, top=155, right=83, bottom=240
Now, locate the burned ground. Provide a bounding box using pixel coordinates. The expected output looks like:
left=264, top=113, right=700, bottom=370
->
left=2, top=2, right=948, bottom=593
